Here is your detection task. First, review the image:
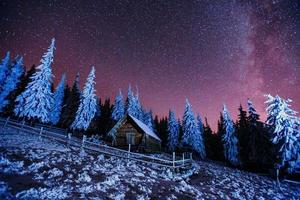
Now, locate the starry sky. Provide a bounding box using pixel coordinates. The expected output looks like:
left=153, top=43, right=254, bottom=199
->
left=0, top=0, right=299, bottom=129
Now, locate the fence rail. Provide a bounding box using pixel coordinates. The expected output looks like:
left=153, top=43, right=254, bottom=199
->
left=0, top=117, right=193, bottom=170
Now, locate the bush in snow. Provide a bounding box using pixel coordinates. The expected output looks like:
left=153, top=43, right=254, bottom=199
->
left=265, top=94, right=300, bottom=173
left=71, top=66, right=97, bottom=131
left=14, top=39, right=55, bottom=123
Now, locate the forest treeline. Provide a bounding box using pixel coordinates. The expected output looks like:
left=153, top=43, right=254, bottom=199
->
left=0, top=39, right=299, bottom=178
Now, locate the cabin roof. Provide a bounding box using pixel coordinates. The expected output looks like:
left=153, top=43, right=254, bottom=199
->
left=108, top=114, right=161, bottom=142
left=128, top=114, right=161, bottom=141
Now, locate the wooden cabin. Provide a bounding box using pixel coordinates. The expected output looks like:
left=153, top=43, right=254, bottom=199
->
left=107, top=114, right=161, bottom=152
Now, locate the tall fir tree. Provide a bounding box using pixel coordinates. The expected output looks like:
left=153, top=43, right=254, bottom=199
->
left=265, top=94, right=300, bottom=173
left=0, top=56, right=24, bottom=112
left=14, top=39, right=55, bottom=123
left=195, top=113, right=206, bottom=159
left=247, top=99, right=274, bottom=169
left=98, top=98, right=114, bottom=135
left=247, top=99, right=260, bottom=163
left=71, top=66, right=97, bottom=131
left=50, top=74, right=65, bottom=125
left=0, top=51, right=11, bottom=91
left=143, top=110, right=154, bottom=131
left=167, top=110, right=180, bottom=152
left=236, top=105, right=249, bottom=165
left=126, top=85, right=142, bottom=119
left=154, top=115, right=168, bottom=147
left=182, top=99, right=206, bottom=158
left=4, top=65, right=35, bottom=116
left=60, top=73, right=81, bottom=127
left=222, top=104, right=240, bottom=166
left=215, top=114, right=225, bottom=161
left=111, top=89, right=125, bottom=121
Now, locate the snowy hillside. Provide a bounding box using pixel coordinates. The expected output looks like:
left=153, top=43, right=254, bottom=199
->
left=0, top=127, right=299, bottom=200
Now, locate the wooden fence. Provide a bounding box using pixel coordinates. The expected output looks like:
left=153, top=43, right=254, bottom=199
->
left=0, top=117, right=193, bottom=170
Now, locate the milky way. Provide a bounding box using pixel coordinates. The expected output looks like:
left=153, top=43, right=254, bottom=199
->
left=0, top=0, right=299, bottom=128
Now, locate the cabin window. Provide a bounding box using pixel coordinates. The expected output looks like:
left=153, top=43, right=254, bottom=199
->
left=126, top=133, right=135, bottom=145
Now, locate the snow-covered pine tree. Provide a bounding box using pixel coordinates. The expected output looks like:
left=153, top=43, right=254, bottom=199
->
left=14, top=39, right=55, bottom=123
left=111, top=89, right=125, bottom=121
left=222, top=104, right=239, bottom=166
left=71, top=66, right=97, bottom=131
left=182, top=99, right=206, bottom=158
left=50, top=74, right=65, bottom=125
left=0, top=52, right=11, bottom=91
left=134, top=87, right=143, bottom=120
left=265, top=94, right=300, bottom=173
left=127, top=85, right=142, bottom=119
left=167, top=110, right=179, bottom=152
left=196, top=113, right=206, bottom=159
left=247, top=99, right=260, bottom=123
left=0, top=56, right=24, bottom=112
left=182, top=99, right=195, bottom=146
left=143, top=110, right=154, bottom=131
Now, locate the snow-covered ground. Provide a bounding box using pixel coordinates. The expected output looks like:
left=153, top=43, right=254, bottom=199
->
left=0, top=127, right=299, bottom=200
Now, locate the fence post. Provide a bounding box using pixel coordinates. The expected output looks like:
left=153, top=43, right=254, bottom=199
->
left=173, top=152, right=175, bottom=169
left=182, top=153, right=185, bottom=166
left=189, top=152, right=193, bottom=161
left=21, top=120, right=25, bottom=130
left=128, top=144, right=131, bottom=160
left=81, top=135, right=86, bottom=150
left=3, top=117, right=10, bottom=128
left=39, top=127, right=43, bottom=139
left=67, top=133, right=72, bottom=148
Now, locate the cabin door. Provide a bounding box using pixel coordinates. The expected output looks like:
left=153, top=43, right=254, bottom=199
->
left=126, top=133, right=135, bottom=145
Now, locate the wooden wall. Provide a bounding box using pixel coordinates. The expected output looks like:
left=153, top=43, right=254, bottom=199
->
left=113, top=120, right=161, bottom=152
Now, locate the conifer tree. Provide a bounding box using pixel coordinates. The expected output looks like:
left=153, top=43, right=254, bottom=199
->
left=95, top=97, right=101, bottom=117
left=236, top=105, right=249, bottom=165
left=222, top=104, right=240, bottom=166
left=4, top=65, right=35, bottom=115
left=0, top=56, right=24, bottom=112
left=98, top=98, right=114, bottom=135
left=50, top=74, right=65, bottom=125
left=167, top=110, right=180, bottom=152
left=0, top=52, right=10, bottom=90
left=265, top=94, right=300, bottom=173
left=247, top=99, right=259, bottom=123
left=143, top=110, right=154, bottom=130
left=14, top=39, right=55, bottom=123
left=111, top=89, right=125, bottom=121
left=71, top=66, right=97, bottom=131
left=135, top=92, right=143, bottom=120
left=127, top=85, right=142, bottom=119
left=182, top=99, right=206, bottom=158
left=195, top=113, right=206, bottom=159
left=60, top=73, right=81, bottom=127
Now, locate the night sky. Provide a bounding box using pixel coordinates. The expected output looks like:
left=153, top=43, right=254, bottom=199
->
left=0, top=0, right=299, bottom=128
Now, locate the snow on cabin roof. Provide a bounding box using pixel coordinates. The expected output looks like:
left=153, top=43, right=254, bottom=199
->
left=128, top=114, right=161, bottom=141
